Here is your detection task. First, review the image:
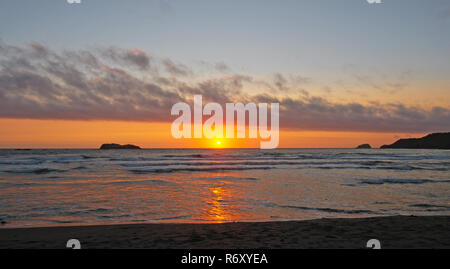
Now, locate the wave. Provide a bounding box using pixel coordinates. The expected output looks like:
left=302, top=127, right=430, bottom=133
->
left=193, top=176, right=260, bottom=181
left=0, top=182, right=46, bottom=187
left=109, top=157, right=161, bottom=162
left=72, top=166, right=88, bottom=170
left=0, top=159, right=44, bottom=165
left=265, top=202, right=379, bottom=215
left=102, top=179, right=174, bottom=185
left=3, top=168, right=65, bottom=174
left=60, top=208, right=116, bottom=216
left=2, top=165, right=90, bottom=174
left=119, top=160, right=334, bottom=168
left=358, top=178, right=450, bottom=185
left=129, top=166, right=273, bottom=174
left=149, top=215, right=192, bottom=221
left=162, top=154, right=205, bottom=158
left=310, top=164, right=444, bottom=171
left=81, top=155, right=97, bottom=159
left=409, top=204, right=450, bottom=212
left=117, top=160, right=448, bottom=172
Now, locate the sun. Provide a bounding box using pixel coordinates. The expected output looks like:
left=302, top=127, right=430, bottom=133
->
left=212, top=139, right=224, bottom=148
left=209, top=139, right=230, bottom=148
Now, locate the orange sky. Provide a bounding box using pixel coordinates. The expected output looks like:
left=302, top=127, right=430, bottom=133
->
left=0, top=118, right=425, bottom=149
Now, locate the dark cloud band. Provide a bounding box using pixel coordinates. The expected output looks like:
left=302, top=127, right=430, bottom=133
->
left=0, top=41, right=449, bottom=133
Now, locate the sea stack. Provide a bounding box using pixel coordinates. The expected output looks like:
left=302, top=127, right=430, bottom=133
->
left=356, top=144, right=371, bottom=149
left=380, top=133, right=450, bottom=149
left=99, top=143, right=141, bottom=150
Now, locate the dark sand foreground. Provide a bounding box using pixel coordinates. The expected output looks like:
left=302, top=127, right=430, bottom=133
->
left=0, top=216, right=449, bottom=249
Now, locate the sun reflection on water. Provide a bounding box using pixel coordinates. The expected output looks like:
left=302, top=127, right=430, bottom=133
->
left=208, top=186, right=228, bottom=222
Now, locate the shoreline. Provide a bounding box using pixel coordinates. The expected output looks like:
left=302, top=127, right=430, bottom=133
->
left=0, top=215, right=449, bottom=249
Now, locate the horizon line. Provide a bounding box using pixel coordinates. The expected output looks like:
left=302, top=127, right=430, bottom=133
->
left=0, top=147, right=384, bottom=150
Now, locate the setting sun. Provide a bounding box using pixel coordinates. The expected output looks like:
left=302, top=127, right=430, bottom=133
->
left=210, top=139, right=228, bottom=148
left=213, top=140, right=224, bottom=148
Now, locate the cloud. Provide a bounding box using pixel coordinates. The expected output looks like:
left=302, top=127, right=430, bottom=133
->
left=0, top=42, right=180, bottom=122
left=101, top=47, right=151, bottom=70
left=273, top=73, right=288, bottom=91
left=290, top=74, right=311, bottom=85
left=340, top=64, right=412, bottom=95
left=273, top=97, right=450, bottom=133
left=161, top=58, right=191, bottom=76
left=214, top=62, right=230, bottom=72
left=197, top=60, right=231, bottom=73
left=29, top=42, right=49, bottom=57
left=0, top=41, right=449, bottom=133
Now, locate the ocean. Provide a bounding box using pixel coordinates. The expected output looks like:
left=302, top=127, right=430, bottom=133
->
left=0, top=148, right=449, bottom=228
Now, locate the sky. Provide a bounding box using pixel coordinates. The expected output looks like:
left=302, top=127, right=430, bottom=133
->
left=0, top=0, right=449, bottom=148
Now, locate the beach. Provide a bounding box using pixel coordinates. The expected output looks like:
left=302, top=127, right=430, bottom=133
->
left=1, top=215, right=449, bottom=249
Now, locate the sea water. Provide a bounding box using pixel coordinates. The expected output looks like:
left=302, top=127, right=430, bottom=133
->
left=0, top=148, right=449, bottom=227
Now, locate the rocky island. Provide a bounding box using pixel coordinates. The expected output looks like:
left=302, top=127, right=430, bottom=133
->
left=99, top=143, right=141, bottom=150
left=356, top=144, right=371, bottom=149
left=381, top=132, right=450, bottom=149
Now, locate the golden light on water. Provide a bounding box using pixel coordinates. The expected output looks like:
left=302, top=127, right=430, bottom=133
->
left=209, top=186, right=227, bottom=222
left=200, top=172, right=243, bottom=223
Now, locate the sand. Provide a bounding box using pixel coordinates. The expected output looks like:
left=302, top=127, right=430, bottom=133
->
left=0, top=215, right=449, bottom=249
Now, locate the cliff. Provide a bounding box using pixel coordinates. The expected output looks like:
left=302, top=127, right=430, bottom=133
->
left=380, top=133, right=450, bottom=149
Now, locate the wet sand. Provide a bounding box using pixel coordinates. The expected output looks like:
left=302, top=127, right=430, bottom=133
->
left=0, top=215, right=449, bottom=249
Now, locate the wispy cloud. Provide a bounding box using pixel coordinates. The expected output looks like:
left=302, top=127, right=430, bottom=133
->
left=100, top=47, right=152, bottom=70
left=161, top=58, right=191, bottom=76
left=214, top=62, right=230, bottom=73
